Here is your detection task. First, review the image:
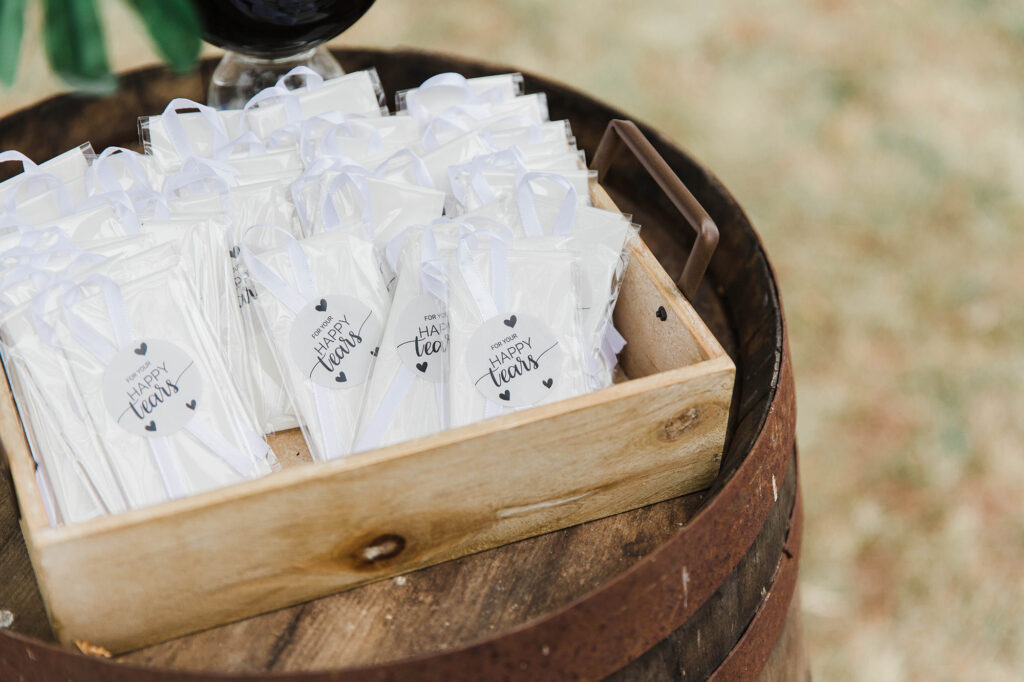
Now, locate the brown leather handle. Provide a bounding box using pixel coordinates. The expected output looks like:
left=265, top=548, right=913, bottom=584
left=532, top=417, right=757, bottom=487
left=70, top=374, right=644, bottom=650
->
left=591, top=119, right=719, bottom=299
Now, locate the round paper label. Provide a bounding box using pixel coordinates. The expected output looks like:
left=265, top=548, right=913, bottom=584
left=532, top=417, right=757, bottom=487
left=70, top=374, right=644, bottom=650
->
left=394, top=293, right=448, bottom=383
left=465, top=312, right=562, bottom=408
left=102, top=338, right=201, bottom=438
left=289, top=294, right=382, bottom=390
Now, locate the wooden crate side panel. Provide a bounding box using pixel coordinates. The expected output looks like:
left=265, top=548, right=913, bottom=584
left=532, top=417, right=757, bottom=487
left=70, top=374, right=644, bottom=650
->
left=0, top=361, right=51, bottom=531
left=616, top=239, right=707, bottom=378
left=594, top=184, right=728, bottom=367
left=36, top=359, right=733, bottom=652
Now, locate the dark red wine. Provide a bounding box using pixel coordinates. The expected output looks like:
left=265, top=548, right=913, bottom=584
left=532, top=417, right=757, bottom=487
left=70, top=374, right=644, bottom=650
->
left=195, top=0, right=376, bottom=57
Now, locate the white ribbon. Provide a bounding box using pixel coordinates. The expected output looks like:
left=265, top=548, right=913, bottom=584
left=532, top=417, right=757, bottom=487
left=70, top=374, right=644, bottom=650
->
left=159, top=98, right=232, bottom=162
left=455, top=231, right=514, bottom=419
left=77, top=190, right=142, bottom=236
left=448, top=148, right=528, bottom=207
left=289, top=154, right=366, bottom=231
left=240, top=224, right=346, bottom=460
left=515, top=171, right=579, bottom=237
left=372, top=148, right=437, bottom=190
left=319, top=163, right=376, bottom=238
left=238, top=66, right=325, bottom=142
left=87, top=147, right=171, bottom=220
left=162, top=156, right=239, bottom=201
left=1, top=226, right=79, bottom=263
left=294, top=149, right=436, bottom=236
left=405, top=73, right=509, bottom=127
left=354, top=226, right=451, bottom=452
left=322, top=116, right=385, bottom=159
left=1, top=169, right=76, bottom=218
left=601, top=323, right=627, bottom=371
left=0, top=150, right=38, bottom=173
left=420, top=114, right=471, bottom=152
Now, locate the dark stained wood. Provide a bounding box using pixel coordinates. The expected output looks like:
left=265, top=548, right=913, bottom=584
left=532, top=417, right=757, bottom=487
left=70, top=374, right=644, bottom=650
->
left=0, top=49, right=801, bottom=680
left=0, top=465, right=50, bottom=641
left=608, top=455, right=798, bottom=681
left=122, top=487, right=711, bottom=671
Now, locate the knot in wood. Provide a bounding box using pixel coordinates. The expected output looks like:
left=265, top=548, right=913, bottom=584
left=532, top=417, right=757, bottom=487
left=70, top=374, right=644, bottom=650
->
left=355, top=534, right=406, bottom=567
left=660, top=406, right=703, bottom=441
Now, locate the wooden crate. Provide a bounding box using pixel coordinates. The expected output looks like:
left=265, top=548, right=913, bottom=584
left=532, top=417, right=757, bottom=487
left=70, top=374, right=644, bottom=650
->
left=0, top=188, right=734, bottom=653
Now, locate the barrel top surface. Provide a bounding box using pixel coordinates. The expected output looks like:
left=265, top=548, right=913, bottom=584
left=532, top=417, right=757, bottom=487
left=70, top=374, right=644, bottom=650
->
left=0, top=48, right=795, bottom=680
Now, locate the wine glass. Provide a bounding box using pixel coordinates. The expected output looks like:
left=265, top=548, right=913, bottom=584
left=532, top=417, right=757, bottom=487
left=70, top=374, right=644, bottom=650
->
left=196, top=0, right=377, bottom=109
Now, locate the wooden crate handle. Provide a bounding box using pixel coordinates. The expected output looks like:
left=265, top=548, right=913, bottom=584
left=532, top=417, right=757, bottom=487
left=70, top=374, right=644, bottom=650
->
left=591, top=119, right=719, bottom=300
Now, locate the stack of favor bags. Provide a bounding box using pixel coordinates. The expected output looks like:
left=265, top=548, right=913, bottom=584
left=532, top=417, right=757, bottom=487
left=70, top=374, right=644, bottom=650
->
left=0, top=67, right=638, bottom=527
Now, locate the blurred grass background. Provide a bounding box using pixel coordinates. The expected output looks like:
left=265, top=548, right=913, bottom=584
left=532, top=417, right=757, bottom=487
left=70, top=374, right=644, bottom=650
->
left=1, top=1, right=1022, bottom=679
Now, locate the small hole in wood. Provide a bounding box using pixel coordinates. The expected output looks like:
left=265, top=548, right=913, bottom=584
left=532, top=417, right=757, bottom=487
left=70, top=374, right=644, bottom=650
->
left=358, top=534, right=406, bottom=565
left=655, top=305, right=667, bottom=321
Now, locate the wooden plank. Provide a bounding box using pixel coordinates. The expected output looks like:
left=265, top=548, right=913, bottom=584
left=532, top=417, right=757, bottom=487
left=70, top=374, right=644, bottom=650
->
left=593, top=185, right=727, bottom=367
left=35, top=355, right=731, bottom=652
left=615, top=241, right=707, bottom=377
left=121, top=486, right=711, bottom=672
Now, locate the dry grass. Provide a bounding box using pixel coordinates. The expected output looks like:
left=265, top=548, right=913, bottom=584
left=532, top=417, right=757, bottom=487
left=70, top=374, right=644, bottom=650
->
left=2, top=1, right=1023, bottom=678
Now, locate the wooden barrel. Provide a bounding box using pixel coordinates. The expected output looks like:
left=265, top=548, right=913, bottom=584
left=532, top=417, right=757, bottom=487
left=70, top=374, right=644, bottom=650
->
left=0, top=48, right=804, bottom=680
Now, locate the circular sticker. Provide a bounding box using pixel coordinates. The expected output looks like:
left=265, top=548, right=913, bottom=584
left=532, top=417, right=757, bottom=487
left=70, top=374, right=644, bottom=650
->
left=289, top=294, right=382, bottom=390
left=102, top=338, right=202, bottom=438
left=465, top=312, right=562, bottom=408
left=394, top=293, right=448, bottom=383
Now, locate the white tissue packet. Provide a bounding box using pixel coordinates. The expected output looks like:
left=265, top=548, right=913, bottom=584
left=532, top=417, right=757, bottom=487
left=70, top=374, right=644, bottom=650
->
left=354, top=226, right=455, bottom=451
left=297, top=115, right=421, bottom=168
left=55, top=268, right=276, bottom=508
left=464, top=189, right=635, bottom=388
left=396, top=73, right=524, bottom=120
left=293, top=168, right=445, bottom=249
left=243, top=69, right=388, bottom=141
left=242, top=228, right=391, bottom=461
left=446, top=239, right=589, bottom=428
left=0, top=144, right=94, bottom=206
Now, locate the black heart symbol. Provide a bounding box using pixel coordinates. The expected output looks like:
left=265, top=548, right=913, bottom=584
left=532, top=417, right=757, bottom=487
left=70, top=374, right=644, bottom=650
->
left=542, top=378, right=553, bottom=388
left=335, top=371, right=347, bottom=383
left=503, top=315, right=517, bottom=328
left=145, top=421, right=157, bottom=432
left=655, top=306, right=667, bottom=321
left=315, top=298, right=328, bottom=312
left=229, top=246, right=240, bottom=259
left=186, top=400, right=197, bottom=410
left=416, top=361, right=428, bottom=373
left=498, top=390, right=511, bottom=401
left=370, top=347, right=379, bottom=357
left=134, top=342, right=148, bottom=356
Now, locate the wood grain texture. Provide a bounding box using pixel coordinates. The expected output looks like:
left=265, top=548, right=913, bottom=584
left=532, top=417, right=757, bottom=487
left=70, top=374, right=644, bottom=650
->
left=31, top=357, right=732, bottom=652
left=606, top=453, right=798, bottom=681
left=122, top=485, right=712, bottom=672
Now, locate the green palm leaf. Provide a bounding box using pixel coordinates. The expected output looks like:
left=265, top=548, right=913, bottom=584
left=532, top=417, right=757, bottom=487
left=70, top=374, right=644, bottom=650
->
left=0, top=0, right=26, bottom=86
left=41, top=0, right=116, bottom=93
left=123, top=0, right=201, bottom=74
